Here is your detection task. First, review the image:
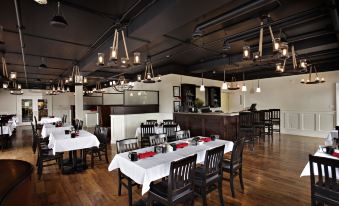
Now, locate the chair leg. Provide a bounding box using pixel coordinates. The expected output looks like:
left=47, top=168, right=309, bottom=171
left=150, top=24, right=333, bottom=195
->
left=105, top=150, right=109, bottom=164
left=118, top=172, right=122, bottom=196
left=239, top=168, right=244, bottom=191
left=218, top=178, right=224, bottom=206
left=91, top=152, right=94, bottom=168
left=230, top=172, right=235, bottom=197
left=201, top=188, right=207, bottom=206
left=127, top=179, right=133, bottom=206
left=38, top=160, right=43, bottom=180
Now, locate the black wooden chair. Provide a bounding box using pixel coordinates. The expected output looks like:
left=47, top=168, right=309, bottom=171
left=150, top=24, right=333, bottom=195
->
left=222, top=138, right=245, bottom=197
left=263, top=110, right=273, bottom=138
left=270, top=109, right=280, bottom=135
left=193, top=145, right=225, bottom=206
left=176, top=130, right=190, bottom=141
left=253, top=110, right=265, bottom=139
left=85, top=127, right=109, bottom=168
left=140, top=123, right=156, bottom=147
left=34, top=116, right=43, bottom=131
left=116, top=138, right=140, bottom=206
left=163, top=119, right=175, bottom=125
left=163, top=124, right=178, bottom=142
left=146, top=120, right=157, bottom=125
left=238, top=112, right=255, bottom=150
left=0, top=121, right=10, bottom=152
left=36, top=134, right=63, bottom=180
left=62, top=114, right=67, bottom=124
left=148, top=154, right=197, bottom=206
left=309, top=154, right=339, bottom=206
left=149, top=134, right=167, bottom=146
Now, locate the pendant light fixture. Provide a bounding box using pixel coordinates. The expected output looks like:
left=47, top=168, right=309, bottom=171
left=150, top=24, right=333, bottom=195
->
left=228, top=76, right=240, bottom=90
left=98, top=26, right=141, bottom=68
left=241, top=73, right=247, bottom=92
left=200, top=73, right=205, bottom=92
left=142, top=57, right=157, bottom=83
left=256, top=79, right=261, bottom=93
left=10, top=82, right=23, bottom=95
left=1, top=56, right=9, bottom=87
left=38, top=57, right=47, bottom=69
left=50, top=2, right=68, bottom=28
left=300, top=65, right=325, bottom=84
left=93, top=82, right=105, bottom=93
left=275, top=59, right=286, bottom=73
left=222, top=70, right=228, bottom=91
left=242, top=45, right=251, bottom=60
left=67, top=65, right=86, bottom=85
left=110, top=76, right=134, bottom=92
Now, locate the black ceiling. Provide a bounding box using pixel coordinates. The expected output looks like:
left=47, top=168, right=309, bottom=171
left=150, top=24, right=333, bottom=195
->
left=0, top=0, right=338, bottom=88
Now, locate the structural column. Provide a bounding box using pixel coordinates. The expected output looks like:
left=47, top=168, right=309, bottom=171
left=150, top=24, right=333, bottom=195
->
left=75, top=85, right=83, bottom=120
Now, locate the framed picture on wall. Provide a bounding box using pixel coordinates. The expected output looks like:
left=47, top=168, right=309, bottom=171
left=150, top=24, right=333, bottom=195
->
left=173, top=86, right=180, bottom=97
left=173, top=101, right=181, bottom=112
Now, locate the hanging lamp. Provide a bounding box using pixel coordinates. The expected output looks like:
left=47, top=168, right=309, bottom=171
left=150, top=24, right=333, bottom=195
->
left=142, top=57, right=157, bottom=83
left=50, top=1, right=68, bottom=28
left=228, top=76, right=240, bottom=90
left=110, top=76, right=134, bottom=92
left=300, top=65, right=325, bottom=84
left=200, top=73, right=205, bottom=92
left=222, top=70, right=228, bottom=91
left=256, top=79, right=261, bottom=93
left=241, top=73, right=247, bottom=92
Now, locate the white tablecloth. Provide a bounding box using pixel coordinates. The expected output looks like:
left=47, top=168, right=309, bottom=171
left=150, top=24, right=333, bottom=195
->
left=48, top=130, right=100, bottom=155
left=300, top=150, right=339, bottom=179
left=135, top=125, right=181, bottom=138
left=41, top=124, right=72, bottom=138
left=40, top=117, right=62, bottom=124
left=108, top=139, right=233, bottom=195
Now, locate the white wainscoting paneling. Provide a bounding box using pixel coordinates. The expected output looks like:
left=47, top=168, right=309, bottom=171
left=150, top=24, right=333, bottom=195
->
left=281, top=110, right=335, bottom=138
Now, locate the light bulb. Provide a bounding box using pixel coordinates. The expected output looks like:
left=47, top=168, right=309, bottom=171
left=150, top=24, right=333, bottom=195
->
left=147, top=73, right=151, bottom=80
left=241, top=85, right=247, bottom=92
left=274, top=42, right=280, bottom=50
left=300, top=79, right=305, bottom=83
left=256, top=87, right=261, bottom=93
left=137, top=74, right=142, bottom=82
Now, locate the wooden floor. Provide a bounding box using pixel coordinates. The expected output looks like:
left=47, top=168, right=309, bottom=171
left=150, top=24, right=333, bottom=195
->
left=0, top=126, right=322, bottom=206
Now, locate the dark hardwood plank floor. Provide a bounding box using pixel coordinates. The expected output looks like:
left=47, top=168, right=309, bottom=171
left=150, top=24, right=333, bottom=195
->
left=0, top=126, right=322, bottom=206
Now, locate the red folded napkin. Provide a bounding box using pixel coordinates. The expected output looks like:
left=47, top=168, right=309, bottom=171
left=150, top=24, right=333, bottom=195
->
left=138, top=151, right=156, bottom=159
left=176, top=143, right=189, bottom=148
left=332, top=152, right=339, bottom=158
left=201, top=137, right=212, bottom=142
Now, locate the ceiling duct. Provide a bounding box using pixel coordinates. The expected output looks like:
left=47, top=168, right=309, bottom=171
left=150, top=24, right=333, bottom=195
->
left=192, top=0, right=281, bottom=38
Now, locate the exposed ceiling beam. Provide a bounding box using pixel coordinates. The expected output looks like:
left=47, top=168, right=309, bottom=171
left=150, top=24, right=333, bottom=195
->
left=5, top=51, right=75, bottom=62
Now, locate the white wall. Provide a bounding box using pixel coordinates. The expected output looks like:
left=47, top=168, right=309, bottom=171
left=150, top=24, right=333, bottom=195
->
left=228, top=70, right=339, bottom=137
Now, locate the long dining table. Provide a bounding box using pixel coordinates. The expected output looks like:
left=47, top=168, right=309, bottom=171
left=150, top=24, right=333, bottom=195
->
left=108, top=138, right=234, bottom=195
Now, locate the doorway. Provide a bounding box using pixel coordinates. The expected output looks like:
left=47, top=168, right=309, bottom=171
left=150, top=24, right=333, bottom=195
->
left=21, top=99, right=33, bottom=122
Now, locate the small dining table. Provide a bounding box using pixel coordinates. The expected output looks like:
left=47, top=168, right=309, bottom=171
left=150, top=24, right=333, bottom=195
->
left=108, top=138, right=233, bottom=195
left=48, top=130, right=100, bottom=173
left=40, top=117, right=62, bottom=124
left=41, top=123, right=72, bottom=138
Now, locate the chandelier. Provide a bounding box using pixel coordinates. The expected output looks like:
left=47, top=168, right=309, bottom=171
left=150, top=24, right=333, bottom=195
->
left=300, top=66, right=325, bottom=84
left=9, top=81, right=23, bottom=95
left=138, top=57, right=161, bottom=83
left=56, top=80, right=67, bottom=93
left=243, top=15, right=289, bottom=62
left=46, top=85, right=58, bottom=95
left=92, top=82, right=105, bottom=93
left=83, top=86, right=93, bottom=96
left=97, top=26, right=141, bottom=68
left=66, top=65, right=87, bottom=86
left=227, top=76, right=240, bottom=90
left=110, top=76, right=134, bottom=92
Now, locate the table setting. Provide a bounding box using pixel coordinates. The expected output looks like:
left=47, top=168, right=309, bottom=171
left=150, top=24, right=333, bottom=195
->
left=41, top=123, right=72, bottom=138
left=300, top=128, right=339, bottom=179
left=108, top=136, right=233, bottom=195
left=135, top=124, right=181, bottom=138
left=40, top=116, right=62, bottom=125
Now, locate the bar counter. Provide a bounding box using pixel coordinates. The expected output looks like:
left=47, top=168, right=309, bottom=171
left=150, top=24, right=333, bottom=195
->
left=174, top=112, right=239, bottom=141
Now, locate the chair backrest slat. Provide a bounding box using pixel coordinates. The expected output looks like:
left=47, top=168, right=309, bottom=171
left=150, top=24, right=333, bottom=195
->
left=176, top=130, right=190, bottom=140
left=168, top=154, right=197, bottom=201
left=116, top=138, right=139, bottom=154
left=239, top=112, right=254, bottom=128
left=309, top=154, right=339, bottom=204
left=163, top=124, right=178, bottom=137
left=204, top=145, right=225, bottom=178
left=141, top=124, right=155, bottom=137
left=149, top=134, right=167, bottom=146
left=146, top=120, right=157, bottom=125
left=163, top=119, right=175, bottom=125
left=231, top=138, right=245, bottom=169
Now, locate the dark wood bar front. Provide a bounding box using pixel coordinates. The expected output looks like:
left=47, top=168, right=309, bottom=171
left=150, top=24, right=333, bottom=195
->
left=174, top=112, right=239, bottom=141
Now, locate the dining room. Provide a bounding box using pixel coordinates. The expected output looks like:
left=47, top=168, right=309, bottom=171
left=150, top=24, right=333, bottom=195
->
left=0, top=0, right=339, bottom=206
